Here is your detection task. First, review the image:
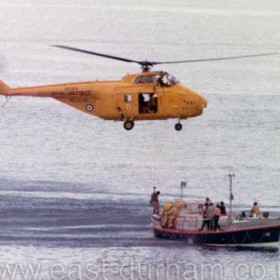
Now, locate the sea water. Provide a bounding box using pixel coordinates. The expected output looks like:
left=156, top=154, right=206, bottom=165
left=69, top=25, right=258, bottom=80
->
left=0, top=0, right=280, bottom=279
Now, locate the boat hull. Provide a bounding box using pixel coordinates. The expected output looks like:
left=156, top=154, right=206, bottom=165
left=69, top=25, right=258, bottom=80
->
left=153, top=226, right=280, bottom=249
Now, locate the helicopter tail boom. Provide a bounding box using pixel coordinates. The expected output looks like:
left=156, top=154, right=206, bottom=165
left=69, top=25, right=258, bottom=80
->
left=0, top=81, right=52, bottom=97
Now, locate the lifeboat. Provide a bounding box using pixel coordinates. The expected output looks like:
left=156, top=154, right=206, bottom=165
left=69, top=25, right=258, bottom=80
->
left=151, top=200, right=280, bottom=249
left=151, top=173, right=280, bottom=250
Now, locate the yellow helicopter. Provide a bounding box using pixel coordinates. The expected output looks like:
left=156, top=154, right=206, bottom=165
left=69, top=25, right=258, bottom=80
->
left=0, top=46, right=276, bottom=130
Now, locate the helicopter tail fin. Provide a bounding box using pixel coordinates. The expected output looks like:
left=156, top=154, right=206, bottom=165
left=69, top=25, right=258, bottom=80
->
left=0, top=80, right=11, bottom=95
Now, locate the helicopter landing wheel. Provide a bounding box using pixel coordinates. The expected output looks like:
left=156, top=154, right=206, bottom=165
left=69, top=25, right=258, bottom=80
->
left=175, top=123, right=182, bottom=131
left=124, top=120, right=134, bottom=130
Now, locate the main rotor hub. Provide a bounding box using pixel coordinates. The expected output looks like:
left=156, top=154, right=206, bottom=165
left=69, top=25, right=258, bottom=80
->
left=139, top=61, right=155, bottom=72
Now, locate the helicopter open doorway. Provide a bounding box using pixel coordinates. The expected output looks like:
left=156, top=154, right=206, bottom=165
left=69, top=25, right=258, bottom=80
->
left=139, top=93, right=158, bottom=114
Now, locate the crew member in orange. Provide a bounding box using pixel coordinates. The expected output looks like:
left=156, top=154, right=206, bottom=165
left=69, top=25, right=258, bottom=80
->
left=250, top=202, right=260, bottom=217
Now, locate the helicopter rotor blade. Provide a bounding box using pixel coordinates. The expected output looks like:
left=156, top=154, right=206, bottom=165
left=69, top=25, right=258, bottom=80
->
left=52, top=45, right=277, bottom=71
left=153, top=52, right=278, bottom=65
left=52, top=45, right=142, bottom=64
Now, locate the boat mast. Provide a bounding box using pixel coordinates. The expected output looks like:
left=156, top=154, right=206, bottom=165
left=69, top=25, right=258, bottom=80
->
left=228, top=170, right=235, bottom=223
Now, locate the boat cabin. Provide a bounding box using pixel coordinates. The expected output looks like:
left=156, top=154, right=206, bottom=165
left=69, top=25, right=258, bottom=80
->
left=174, top=201, right=204, bottom=231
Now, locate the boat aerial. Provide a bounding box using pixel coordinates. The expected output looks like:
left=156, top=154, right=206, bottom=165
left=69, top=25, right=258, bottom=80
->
left=151, top=172, right=280, bottom=250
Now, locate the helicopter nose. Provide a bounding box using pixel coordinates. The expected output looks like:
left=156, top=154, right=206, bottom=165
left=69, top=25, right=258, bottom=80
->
left=200, top=94, right=207, bottom=109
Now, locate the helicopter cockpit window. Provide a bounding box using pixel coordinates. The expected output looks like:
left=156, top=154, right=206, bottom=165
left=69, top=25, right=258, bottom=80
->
left=135, top=76, right=144, bottom=84
left=169, top=75, right=180, bottom=85
left=124, top=94, right=132, bottom=103
left=156, top=74, right=171, bottom=87
left=135, top=75, right=155, bottom=84
left=138, top=93, right=158, bottom=114
left=145, top=75, right=155, bottom=83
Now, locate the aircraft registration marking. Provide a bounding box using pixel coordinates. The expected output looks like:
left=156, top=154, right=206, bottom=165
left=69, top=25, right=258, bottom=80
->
left=50, top=87, right=93, bottom=102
